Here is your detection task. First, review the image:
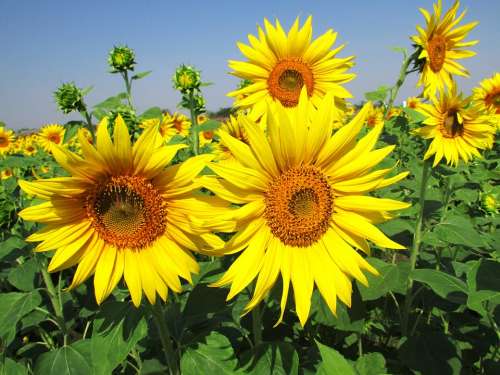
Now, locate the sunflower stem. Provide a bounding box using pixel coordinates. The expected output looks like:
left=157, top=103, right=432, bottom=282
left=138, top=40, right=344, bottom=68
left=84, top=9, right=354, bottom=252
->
left=80, top=108, right=95, bottom=143
left=401, top=158, right=431, bottom=336
left=187, top=91, right=199, bottom=155
left=386, top=51, right=412, bottom=115
left=251, top=304, right=263, bottom=347
left=151, top=302, right=179, bottom=375
left=123, top=70, right=135, bottom=110
left=37, top=256, right=68, bottom=345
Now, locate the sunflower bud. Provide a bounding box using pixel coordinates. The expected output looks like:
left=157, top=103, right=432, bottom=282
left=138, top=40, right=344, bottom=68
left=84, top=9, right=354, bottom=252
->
left=173, top=64, right=201, bottom=92
left=108, top=45, right=136, bottom=73
left=481, top=193, right=498, bottom=215
left=54, top=82, right=85, bottom=114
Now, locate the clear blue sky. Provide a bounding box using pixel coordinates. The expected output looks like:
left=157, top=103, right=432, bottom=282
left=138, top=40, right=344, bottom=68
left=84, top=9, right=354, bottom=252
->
left=1, top=0, right=498, bottom=129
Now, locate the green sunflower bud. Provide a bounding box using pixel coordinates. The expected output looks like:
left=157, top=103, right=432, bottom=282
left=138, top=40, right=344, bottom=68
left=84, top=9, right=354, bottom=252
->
left=54, top=82, right=85, bottom=114
left=481, top=193, right=498, bottom=215
left=173, top=64, right=201, bottom=92
left=108, top=45, right=136, bottom=73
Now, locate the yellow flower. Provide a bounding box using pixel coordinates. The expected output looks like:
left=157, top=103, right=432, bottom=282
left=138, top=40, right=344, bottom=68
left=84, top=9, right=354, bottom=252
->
left=200, top=91, right=410, bottom=326
left=366, top=107, right=384, bottom=128
left=473, top=73, right=500, bottom=121
left=141, top=113, right=191, bottom=143
left=0, top=127, right=15, bottom=155
left=1, top=168, right=13, bottom=179
left=414, top=83, right=496, bottom=167
left=18, top=116, right=224, bottom=307
left=482, top=193, right=498, bottom=214
left=38, top=124, right=65, bottom=152
left=412, top=0, right=478, bottom=98
left=23, top=140, right=38, bottom=157
left=405, top=96, right=422, bottom=110
left=197, top=114, right=208, bottom=125
left=228, top=16, right=355, bottom=117
left=386, top=107, right=403, bottom=120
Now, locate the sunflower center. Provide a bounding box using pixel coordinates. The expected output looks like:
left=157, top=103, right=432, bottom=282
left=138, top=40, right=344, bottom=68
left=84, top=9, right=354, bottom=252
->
left=442, top=110, right=464, bottom=138
left=428, top=35, right=446, bottom=72
left=86, top=176, right=166, bottom=249
left=48, top=133, right=61, bottom=144
left=0, top=136, right=7, bottom=147
left=173, top=119, right=183, bottom=131
left=268, top=60, right=314, bottom=107
left=264, top=166, right=333, bottom=247
left=485, top=91, right=500, bottom=114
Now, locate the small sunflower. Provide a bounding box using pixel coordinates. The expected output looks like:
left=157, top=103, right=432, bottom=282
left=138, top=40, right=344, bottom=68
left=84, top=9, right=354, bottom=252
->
left=0, top=127, right=15, bottom=155
left=228, top=16, right=355, bottom=117
left=412, top=0, right=478, bottom=98
left=473, top=73, right=500, bottom=117
left=366, top=107, right=384, bottom=128
left=1, top=168, right=13, bottom=179
left=19, top=116, right=224, bottom=306
left=414, top=84, right=496, bottom=167
left=405, top=96, right=422, bottom=110
left=141, top=113, right=191, bottom=143
left=386, top=107, right=403, bottom=120
left=39, top=124, right=65, bottom=152
left=23, top=141, right=38, bottom=157
left=200, top=91, right=410, bottom=326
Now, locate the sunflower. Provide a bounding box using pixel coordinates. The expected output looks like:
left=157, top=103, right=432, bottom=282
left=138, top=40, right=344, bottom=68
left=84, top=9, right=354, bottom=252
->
left=228, top=17, right=355, bottom=117
left=366, top=107, right=384, bottom=128
left=199, top=91, right=410, bottom=326
left=23, top=140, right=38, bottom=157
left=386, top=107, right=403, bottom=120
left=1, top=168, right=13, bottom=179
left=19, top=116, right=225, bottom=306
left=0, top=127, right=15, bottom=155
left=405, top=96, right=422, bottom=110
left=141, top=113, right=191, bottom=143
left=414, top=84, right=496, bottom=167
left=412, top=0, right=478, bottom=98
left=39, top=124, right=65, bottom=152
left=473, top=72, right=500, bottom=117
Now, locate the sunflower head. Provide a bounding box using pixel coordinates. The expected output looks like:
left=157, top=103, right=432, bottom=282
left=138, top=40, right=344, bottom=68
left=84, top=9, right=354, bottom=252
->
left=54, top=82, right=85, bottom=114
left=38, top=124, right=65, bottom=153
left=228, top=16, right=355, bottom=117
left=173, top=64, right=201, bottom=93
left=1, top=168, right=13, bottom=179
left=201, top=90, right=410, bottom=326
left=481, top=193, right=499, bottom=215
left=405, top=96, right=422, bottom=110
left=0, top=127, right=15, bottom=155
left=473, top=72, right=500, bottom=117
left=411, top=0, right=478, bottom=98
left=108, top=45, right=136, bottom=73
left=366, top=106, right=384, bottom=128
left=414, top=84, right=496, bottom=167
left=19, top=116, right=225, bottom=307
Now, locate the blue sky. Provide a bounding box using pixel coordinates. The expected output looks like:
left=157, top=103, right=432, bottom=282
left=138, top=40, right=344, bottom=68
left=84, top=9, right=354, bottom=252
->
left=1, top=0, right=499, bottom=129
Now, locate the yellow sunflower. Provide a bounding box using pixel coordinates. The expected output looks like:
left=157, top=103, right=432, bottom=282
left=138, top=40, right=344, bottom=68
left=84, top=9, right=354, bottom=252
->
left=405, top=96, right=422, bottom=110
left=199, top=91, right=410, bottom=326
left=412, top=0, right=478, bottom=98
left=19, top=116, right=224, bottom=306
left=141, top=113, right=191, bottom=143
left=39, top=124, right=65, bottom=152
left=386, top=107, right=403, bottom=120
left=23, top=140, right=38, bottom=157
left=0, top=127, right=15, bottom=155
left=473, top=72, right=500, bottom=117
left=1, top=168, right=13, bottom=179
left=414, top=84, right=496, bottom=167
left=228, top=16, right=355, bottom=117
left=366, top=107, right=385, bottom=128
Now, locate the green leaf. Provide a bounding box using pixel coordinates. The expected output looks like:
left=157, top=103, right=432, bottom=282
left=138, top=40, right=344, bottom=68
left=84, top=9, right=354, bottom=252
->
left=242, top=342, right=299, bottom=375
left=0, top=236, right=27, bottom=260
left=358, top=258, right=399, bottom=301
left=180, top=331, right=239, bottom=375
left=403, top=107, right=426, bottom=123
left=131, top=70, right=152, bottom=80
left=63, top=121, right=85, bottom=143
left=315, top=340, right=356, bottom=375
left=7, top=258, right=38, bottom=291
left=140, top=107, right=163, bottom=120
left=0, top=291, right=41, bottom=347
left=0, top=358, right=29, bottom=375
left=34, top=343, right=92, bottom=375
left=364, top=86, right=390, bottom=102
left=433, top=215, right=488, bottom=248
left=466, top=259, right=500, bottom=316
left=354, top=352, right=387, bottom=375
left=412, top=268, right=467, bottom=303
left=87, top=301, right=148, bottom=375
left=197, top=119, right=221, bottom=132
left=92, top=93, right=127, bottom=110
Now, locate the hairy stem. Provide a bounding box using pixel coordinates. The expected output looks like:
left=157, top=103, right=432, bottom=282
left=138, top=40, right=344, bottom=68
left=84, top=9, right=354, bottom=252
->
left=188, top=91, right=199, bottom=155
left=151, top=302, right=179, bottom=375
left=386, top=52, right=412, bottom=114
left=252, top=304, right=263, bottom=347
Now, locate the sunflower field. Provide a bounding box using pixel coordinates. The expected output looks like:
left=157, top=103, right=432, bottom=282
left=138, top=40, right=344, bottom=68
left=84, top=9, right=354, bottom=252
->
left=0, top=1, right=499, bottom=374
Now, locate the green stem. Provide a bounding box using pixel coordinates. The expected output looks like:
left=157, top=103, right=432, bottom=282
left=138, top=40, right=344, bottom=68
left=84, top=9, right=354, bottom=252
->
left=251, top=304, right=263, bottom=347
left=37, top=256, right=68, bottom=345
left=386, top=52, right=412, bottom=114
left=151, top=302, right=179, bottom=375
left=188, top=91, right=199, bottom=155
left=401, top=159, right=431, bottom=336
left=80, top=108, right=95, bottom=143
left=123, top=70, right=134, bottom=109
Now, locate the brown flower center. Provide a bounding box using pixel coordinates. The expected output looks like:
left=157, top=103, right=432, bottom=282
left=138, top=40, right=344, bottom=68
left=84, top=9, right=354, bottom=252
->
left=86, top=176, right=166, bottom=249
left=173, top=119, right=184, bottom=132
left=48, top=133, right=61, bottom=144
left=485, top=90, right=500, bottom=114
left=0, top=136, right=8, bottom=147
left=428, top=35, right=446, bottom=73
left=268, top=60, right=314, bottom=107
left=264, top=166, right=333, bottom=247
left=441, top=110, right=464, bottom=138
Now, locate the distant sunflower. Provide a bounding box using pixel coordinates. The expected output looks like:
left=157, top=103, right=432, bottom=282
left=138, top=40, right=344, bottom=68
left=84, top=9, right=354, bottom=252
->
left=405, top=96, right=422, bottom=110
left=1, top=168, right=13, bottom=179
left=366, top=107, right=384, bottom=128
left=23, top=141, right=37, bottom=157
left=141, top=113, right=191, bottom=143
left=412, top=0, right=478, bottom=98
left=39, top=124, right=65, bottom=152
left=200, top=91, right=410, bottom=326
left=19, top=116, right=224, bottom=306
left=0, top=127, right=15, bottom=155
left=473, top=72, right=500, bottom=117
left=228, top=16, right=355, bottom=117
left=414, top=84, right=496, bottom=166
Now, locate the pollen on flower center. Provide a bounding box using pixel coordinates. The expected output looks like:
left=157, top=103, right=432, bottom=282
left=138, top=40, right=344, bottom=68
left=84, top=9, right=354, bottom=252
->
left=0, top=136, right=7, bottom=146
left=264, top=166, right=333, bottom=247
left=86, top=176, right=166, bottom=249
left=428, top=35, right=446, bottom=72
left=48, top=134, right=61, bottom=143
left=268, top=60, right=314, bottom=107
left=441, top=110, right=464, bottom=138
